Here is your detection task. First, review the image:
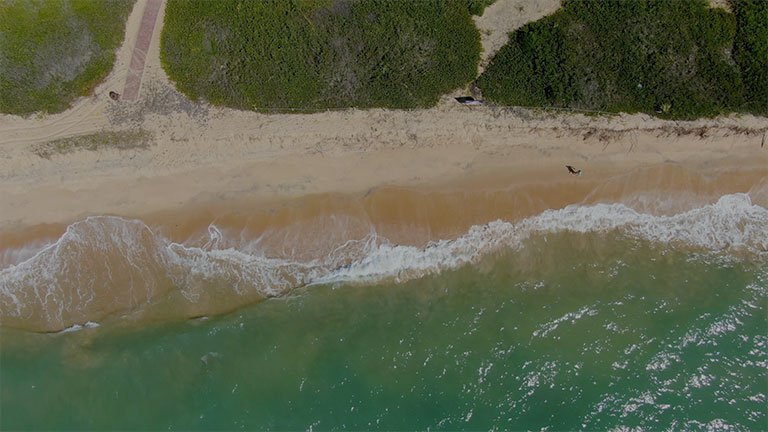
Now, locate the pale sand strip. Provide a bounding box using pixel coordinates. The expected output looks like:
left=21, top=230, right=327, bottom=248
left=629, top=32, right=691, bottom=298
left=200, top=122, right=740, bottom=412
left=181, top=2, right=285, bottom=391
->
left=1, top=110, right=766, bottom=237
left=2, top=156, right=766, bottom=258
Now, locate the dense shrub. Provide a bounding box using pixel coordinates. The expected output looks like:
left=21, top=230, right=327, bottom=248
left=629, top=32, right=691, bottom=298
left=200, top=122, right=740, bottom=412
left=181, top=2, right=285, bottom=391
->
left=160, top=0, right=481, bottom=111
left=477, top=0, right=765, bottom=119
left=732, top=0, right=768, bottom=113
left=0, top=0, right=135, bottom=115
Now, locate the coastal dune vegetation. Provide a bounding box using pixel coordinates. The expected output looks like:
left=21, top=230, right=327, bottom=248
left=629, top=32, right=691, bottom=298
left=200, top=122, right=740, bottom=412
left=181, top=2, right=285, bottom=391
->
left=160, top=0, right=483, bottom=111
left=476, top=0, right=768, bottom=119
left=731, top=0, right=768, bottom=113
left=0, top=0, right=765, bottom=119
left=161, top=0, right=766, bottom=118
left=0, top=0, right=135, bottom=115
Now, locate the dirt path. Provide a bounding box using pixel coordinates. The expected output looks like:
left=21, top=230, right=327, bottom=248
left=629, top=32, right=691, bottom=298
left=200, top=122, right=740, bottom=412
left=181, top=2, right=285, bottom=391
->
left=123, top=0, right=163, bottom=101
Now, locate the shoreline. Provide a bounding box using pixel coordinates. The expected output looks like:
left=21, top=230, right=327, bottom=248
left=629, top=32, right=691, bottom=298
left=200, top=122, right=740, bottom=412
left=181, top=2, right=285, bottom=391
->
left=1, top=162, right=766, bottom=333
left=2, top=156, right=766, bottom=265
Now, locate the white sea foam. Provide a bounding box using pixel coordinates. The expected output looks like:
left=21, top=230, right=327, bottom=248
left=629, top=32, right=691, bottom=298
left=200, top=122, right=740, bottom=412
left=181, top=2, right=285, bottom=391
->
left=317, top=193, right=767, bottom=285
left=0, top=217, right=169, bottom=327
left=1, top=193, right=766, bottom=329
left=533, top=306, right=599, bottom=339
left=58, top=321, right=100, bottom=334
left=0, top=240, right=55, bottom=269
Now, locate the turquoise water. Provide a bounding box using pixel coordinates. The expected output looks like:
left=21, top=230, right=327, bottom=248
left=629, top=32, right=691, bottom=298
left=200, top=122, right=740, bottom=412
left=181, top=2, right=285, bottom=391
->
left=2, top=232, right=766, bottom=430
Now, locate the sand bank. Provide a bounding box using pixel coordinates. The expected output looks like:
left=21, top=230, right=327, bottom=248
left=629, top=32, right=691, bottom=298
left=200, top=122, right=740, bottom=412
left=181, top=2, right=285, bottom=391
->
left=3, top=103, right=767, bottom=332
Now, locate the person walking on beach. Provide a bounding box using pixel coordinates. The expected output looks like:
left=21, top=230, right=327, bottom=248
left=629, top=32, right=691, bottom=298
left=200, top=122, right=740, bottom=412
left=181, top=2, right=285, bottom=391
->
left=566, top=165, right=582, bottom=176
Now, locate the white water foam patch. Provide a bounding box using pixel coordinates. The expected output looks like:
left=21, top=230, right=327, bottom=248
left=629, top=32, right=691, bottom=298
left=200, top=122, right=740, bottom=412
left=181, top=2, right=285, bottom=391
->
left=162, top=224, right=382, bottom=301
left=58, top=321, right=100, bottom=334
left=163, top=243, right=324, bottom=300
left=525, top=193, right=768, bottom=251
left=1, top=212, right=472, bottom=329
left=0, top=217, right=169, bottom=328
left=317, top=193, right=767, bottom=285
left=533, top=306, right=599, bottom=339
left=0, top=239, right=56, bottom=269
left=0, top=216, right=376, bottom=330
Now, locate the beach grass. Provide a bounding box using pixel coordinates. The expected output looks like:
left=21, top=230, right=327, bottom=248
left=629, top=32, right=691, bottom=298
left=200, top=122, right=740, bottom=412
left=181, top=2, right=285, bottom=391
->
left=0, top=0, right=134, bottom=116
left=32, top=130, right=152, bottom=159
left=476, top=0, right=768, bottom=119
left=160, top=0, right=481, bottom=112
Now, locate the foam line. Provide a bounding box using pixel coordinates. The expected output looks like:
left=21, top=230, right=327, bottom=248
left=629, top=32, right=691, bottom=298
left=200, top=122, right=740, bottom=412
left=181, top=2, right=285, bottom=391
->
left=317, top=193, right=767, bottom=284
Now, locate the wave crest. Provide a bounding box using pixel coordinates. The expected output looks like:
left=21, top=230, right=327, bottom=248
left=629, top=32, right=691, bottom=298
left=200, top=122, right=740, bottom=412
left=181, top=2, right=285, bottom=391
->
left=321, top=193, right=767, bottom=284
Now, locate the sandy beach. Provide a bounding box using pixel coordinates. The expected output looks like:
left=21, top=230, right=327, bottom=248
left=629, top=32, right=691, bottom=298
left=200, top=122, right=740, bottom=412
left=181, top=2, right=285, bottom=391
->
left=1, top=0, right=766, bottom=234
left=1, top=0, right=767, bottom=332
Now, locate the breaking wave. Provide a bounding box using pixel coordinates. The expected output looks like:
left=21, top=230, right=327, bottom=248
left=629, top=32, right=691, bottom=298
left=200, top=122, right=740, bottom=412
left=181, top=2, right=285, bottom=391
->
left=1, top=193, right=766, bottom=332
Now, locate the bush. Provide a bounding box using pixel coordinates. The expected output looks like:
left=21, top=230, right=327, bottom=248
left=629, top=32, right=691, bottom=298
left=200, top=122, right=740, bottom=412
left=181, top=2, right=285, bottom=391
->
left=0, top=0, right=135, bottom=115
left=477, top=0, right=765, bottom=119
left=732, top=0, right=768, bottom=113
left=160, top=0, right=481, bottom=111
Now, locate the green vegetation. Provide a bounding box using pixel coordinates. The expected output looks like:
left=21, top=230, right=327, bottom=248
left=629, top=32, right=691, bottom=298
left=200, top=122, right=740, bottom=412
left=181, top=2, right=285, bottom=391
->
left=161, top=0, right=481, bottom=111
left=32, top=130, right=152, bottom=158
left=477, top=0, right=768, bottom=119
left=732, top=0, right=768, bottom=113
left=465, top=0, right=496, bottom=16
left=0, top=0, right=134, bottom=116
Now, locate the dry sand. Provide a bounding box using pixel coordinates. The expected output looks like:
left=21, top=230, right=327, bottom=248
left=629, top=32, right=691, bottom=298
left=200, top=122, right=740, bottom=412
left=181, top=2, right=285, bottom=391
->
left=1, top=0, right=767, bottom=241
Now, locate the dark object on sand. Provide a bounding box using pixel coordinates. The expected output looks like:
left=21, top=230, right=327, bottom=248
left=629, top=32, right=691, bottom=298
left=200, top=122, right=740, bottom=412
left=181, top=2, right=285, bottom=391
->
left=566, top=165, right=582, bottom=176
left=455, top=96, right=483, bottom=105
left=109, top=91, right=120, bottom=101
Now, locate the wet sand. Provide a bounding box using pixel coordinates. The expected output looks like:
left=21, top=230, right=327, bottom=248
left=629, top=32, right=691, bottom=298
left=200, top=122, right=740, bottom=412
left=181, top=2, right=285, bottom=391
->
left=3, top=158, right=766, bottom=264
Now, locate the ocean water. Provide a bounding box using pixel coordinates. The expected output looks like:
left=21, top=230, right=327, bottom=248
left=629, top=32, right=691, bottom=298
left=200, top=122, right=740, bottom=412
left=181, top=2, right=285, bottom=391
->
left=1, top=193, right=767, bottom=430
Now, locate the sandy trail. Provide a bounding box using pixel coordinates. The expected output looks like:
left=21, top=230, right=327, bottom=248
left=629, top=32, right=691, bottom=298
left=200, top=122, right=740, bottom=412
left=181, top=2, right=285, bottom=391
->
left=123, top=0, right=163, bottom=101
